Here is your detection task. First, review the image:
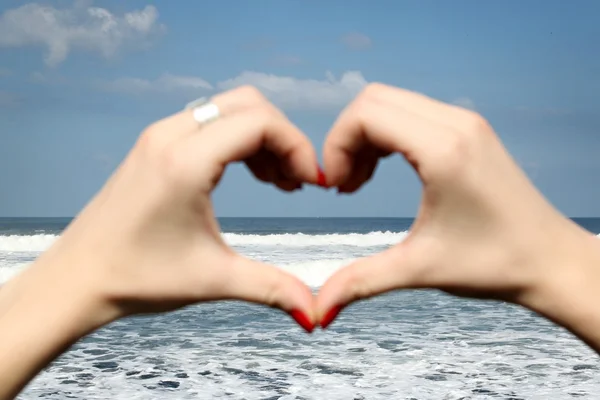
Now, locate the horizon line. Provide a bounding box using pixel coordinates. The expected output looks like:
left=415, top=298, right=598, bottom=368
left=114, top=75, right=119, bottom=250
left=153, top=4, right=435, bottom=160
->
left=1, top=216, right=600, bottom=219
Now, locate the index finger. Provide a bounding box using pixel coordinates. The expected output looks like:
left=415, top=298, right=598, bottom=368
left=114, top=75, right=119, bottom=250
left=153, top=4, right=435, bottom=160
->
left=323, top=87, right=440, bottom=187
left=180, top=101, right=320, bottom=189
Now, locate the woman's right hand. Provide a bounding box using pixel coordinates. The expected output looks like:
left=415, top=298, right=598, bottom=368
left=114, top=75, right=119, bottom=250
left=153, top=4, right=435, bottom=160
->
left=0, top=86, right=323, bottom=399
left=11, top=86, right=321, bottom=331
left=316, top=83, right=600, bottom=352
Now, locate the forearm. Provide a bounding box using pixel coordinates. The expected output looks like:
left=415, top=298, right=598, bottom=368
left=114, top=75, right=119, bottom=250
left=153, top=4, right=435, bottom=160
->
left=0, top=255, right=114, bottom=400
left=522, top=223, right=600, bottom=354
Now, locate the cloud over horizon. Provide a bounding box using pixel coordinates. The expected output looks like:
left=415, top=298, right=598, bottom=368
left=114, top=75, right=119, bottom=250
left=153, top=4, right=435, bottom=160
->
left=103, top=70, right=369, bottom=110
left=0, top=2, right=165, bottom=67
left=103, top=73, right=213, bottom=96
left=217, top=70, right=368, bottom=110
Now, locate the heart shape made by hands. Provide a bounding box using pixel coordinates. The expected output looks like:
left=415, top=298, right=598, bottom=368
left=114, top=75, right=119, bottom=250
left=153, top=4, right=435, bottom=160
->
left=57, top=83, right=573, bottom=338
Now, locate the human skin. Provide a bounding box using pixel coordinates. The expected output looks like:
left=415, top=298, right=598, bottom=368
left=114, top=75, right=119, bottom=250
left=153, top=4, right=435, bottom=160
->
left=1, top=83, right=600, bottom=399
left=316, top=84, right=600, bottom=356
left=0, top=87, right=319, bottom=399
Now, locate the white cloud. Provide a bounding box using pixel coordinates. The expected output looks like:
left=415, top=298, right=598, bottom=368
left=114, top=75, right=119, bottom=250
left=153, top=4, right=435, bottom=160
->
left=0, top=2, right=165, bottom=67
left=452, top=97, right=476, bottom=111
left=341, top=32, right=372, bottom=51
left=103, top=73, right=213, bottom=95
left=95, top=70, right=370, bottom=110
left=217, top=71, right=368, bottom=110
left=103, top=70, right=367, bottom=110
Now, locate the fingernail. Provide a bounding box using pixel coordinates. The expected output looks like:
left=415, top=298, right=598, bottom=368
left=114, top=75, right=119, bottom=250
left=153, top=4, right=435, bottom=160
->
left=321, top=305, right=344, bottom=329
left=317, top=166, right=328, bottom=188
left=289, top=309, right=314, bottom=333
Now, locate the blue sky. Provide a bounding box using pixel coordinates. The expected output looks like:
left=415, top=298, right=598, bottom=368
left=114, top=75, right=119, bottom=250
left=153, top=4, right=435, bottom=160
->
left=0, top=0, right=599, bottom=217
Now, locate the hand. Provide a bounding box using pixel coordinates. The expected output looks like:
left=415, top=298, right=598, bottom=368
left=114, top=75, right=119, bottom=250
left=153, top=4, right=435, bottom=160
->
left=35, top=86, right=320, bottom=331
left=316, top=83, right=599, bottom=331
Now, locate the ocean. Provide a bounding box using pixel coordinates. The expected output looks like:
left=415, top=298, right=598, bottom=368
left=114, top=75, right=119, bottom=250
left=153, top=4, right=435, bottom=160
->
left=1, top=217, right=599, bottom=399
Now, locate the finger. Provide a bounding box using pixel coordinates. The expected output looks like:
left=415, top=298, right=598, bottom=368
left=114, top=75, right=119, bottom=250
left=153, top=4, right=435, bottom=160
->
left=181, top=107, right=320, bottom=188
left=140, top=86, right=320, bottom=186
left=245, top=151, right=278, bottom=183
left=223, top=255, right=316, bottom=333
left=337, top=147, right=382, bottom=193
left=210, top=87, right=321, bottom=184
left=316, top=242, right=424, bottom=329
left=323, top=96, right=446, bottom=188
left=146, top=86, right=273, bottom=142
left=210, top=86, right=276, bottom=116
left=245, top=150, right=303, bottom=192
left=337, top=159, right=378, bottom=193
left=358, top=83, right=474, bottom=128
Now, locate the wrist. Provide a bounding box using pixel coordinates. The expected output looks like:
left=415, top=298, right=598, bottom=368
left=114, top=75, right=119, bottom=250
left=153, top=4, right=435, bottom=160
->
left=13, top=247, right=120, bottom=337
left=0, top=249, right=118, bottom=399
left=520, top=219, right=600, bottom=348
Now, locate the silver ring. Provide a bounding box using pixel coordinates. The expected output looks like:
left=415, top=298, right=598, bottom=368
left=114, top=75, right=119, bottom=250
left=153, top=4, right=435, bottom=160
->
left=185, top=97, right=220, bottom=126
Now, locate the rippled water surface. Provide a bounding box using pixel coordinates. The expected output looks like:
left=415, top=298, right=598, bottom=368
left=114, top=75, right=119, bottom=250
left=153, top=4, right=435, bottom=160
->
left=2, top=218, right=599, bottom=399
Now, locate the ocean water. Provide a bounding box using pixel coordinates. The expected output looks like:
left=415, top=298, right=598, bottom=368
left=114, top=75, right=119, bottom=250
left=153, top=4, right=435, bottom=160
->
left=1, top=217, right=600, bottom=399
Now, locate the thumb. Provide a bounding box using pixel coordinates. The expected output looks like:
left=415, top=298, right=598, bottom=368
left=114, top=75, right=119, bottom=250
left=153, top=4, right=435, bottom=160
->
left=223, top=255, right=316, bottom=333
left=316, top=241, right=425, bottom=329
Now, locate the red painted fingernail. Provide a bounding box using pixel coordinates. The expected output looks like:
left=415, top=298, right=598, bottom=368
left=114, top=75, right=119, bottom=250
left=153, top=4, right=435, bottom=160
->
left=321, top=305, right=344, bottom=329
left=317, top=166, right=328, bottom=188
left=289, top=309, right=314, bottom=333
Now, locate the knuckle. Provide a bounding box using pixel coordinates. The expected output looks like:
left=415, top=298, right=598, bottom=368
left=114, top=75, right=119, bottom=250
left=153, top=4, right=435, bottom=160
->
left=156, top=142, right=190, bottom=187
left=461, top=111, right=491, bottom=137
left=361, top=82, right=388, bottom=100
left=351, top=92, right=379, bottom=118
left=353, top=92, right=373, bottom=110
left=253, top=104, right=278, bottom=120
left=425, top=112, right=491, bottom=181
left=135, top=124, right=199, bottom=190
left=234, top=85, right=268, bottom=106
left=427, top=131, right=470, bottom=180
left=251, top=106, right=282, bottom=131
left=137, top=123, right=165, bottom=156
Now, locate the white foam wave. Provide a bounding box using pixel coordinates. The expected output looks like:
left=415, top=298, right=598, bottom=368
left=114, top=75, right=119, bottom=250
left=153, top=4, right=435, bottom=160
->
left=1, top=231, right=597, bottom=253
left=0, top=234, right=59, bottom=252
left=223, top=231, right=407, bottom=247
left=278, top=258, right=353, bottom=287
left=0, top=231, right=407, bottom=252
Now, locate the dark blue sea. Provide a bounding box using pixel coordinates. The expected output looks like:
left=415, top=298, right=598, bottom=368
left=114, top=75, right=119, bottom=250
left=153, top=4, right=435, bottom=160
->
left=1, top=217, right=599, bottom=399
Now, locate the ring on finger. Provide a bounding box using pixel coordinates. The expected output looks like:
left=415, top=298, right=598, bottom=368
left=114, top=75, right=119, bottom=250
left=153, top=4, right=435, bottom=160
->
left=185, top=97, right=221, bottom=127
